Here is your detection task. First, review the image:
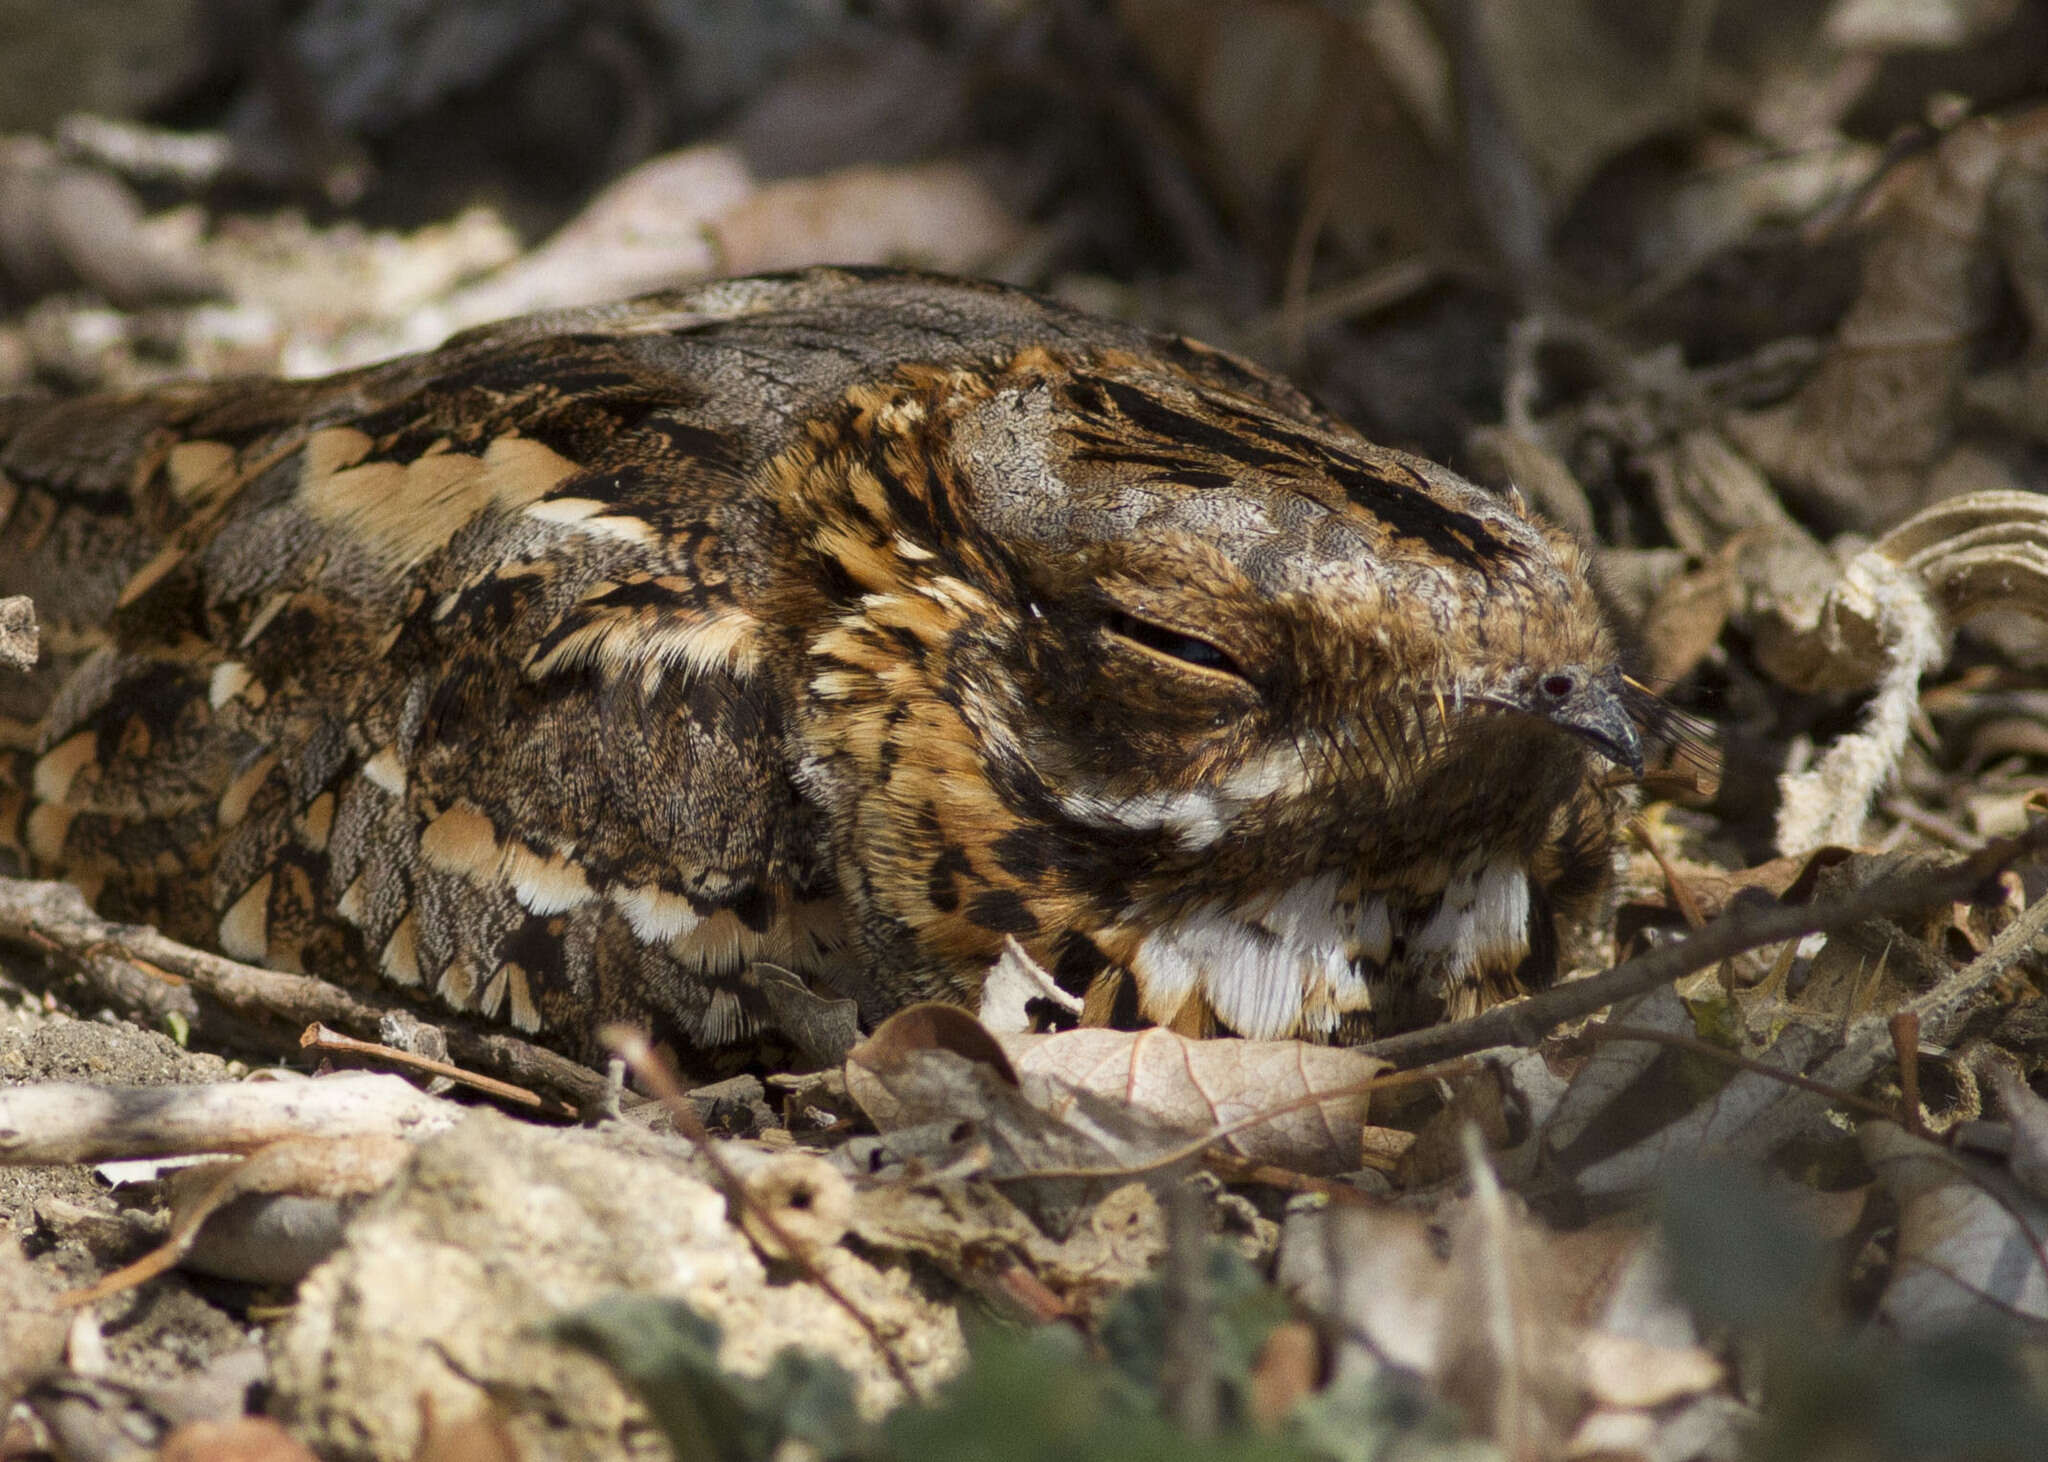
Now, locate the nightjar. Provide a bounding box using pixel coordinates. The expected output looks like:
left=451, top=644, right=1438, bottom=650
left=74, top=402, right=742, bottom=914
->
left=0, top=268, right=1644, bottom=1065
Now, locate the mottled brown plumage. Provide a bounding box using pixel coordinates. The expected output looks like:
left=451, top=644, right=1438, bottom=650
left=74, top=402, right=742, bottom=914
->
left=0, top=268, right=1641, bottom=1064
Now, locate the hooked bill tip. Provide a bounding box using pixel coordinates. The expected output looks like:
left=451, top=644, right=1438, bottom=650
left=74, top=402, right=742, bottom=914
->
left=1531, top=667, right=1643, bottom=776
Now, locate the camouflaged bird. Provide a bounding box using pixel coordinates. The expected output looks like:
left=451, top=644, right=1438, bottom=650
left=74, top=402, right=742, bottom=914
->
left=0, top=268, right=1644, bottom=1065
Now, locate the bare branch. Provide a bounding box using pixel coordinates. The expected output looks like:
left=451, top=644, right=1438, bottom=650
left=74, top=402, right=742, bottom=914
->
left=0, top=877, right=611, bottom=1109
left=1365, top=823, right=2048, bottom=1067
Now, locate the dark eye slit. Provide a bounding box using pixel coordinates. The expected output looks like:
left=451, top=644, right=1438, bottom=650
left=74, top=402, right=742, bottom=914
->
left=1105, top=610, right=1243, bottom=676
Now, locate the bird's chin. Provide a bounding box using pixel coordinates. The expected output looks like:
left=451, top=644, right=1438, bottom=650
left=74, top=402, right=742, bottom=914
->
left=1116, top=858, right=1534, bottom=1040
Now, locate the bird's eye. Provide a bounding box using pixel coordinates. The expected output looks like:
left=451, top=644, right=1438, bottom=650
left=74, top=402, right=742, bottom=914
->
left=1105, top=610, right=1244, bottom=677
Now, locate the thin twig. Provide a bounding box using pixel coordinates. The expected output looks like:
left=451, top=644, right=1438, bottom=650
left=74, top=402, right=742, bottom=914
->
left=1907, top=883, right=2048, bottom=1043
left=603, top=1025, right=924, bottom=1402
left=1586, top=1024, right=1898, bottom=1123
left=1363, top=824, right=2048, bottom=1068
left=989, top=1256, right=1076, bottom=1325
left=1631, top=817, right=1706, bottom=929
left=1199, top=1151, right=1380, bottom=1205
left=1158, top=1180, right=1218, bottom=1438
left=302, top=1023, right=577, bottom=1120
left=1242, top=255, right=1445, bottom=350
left=1880, top=795, right=1985, bottom=852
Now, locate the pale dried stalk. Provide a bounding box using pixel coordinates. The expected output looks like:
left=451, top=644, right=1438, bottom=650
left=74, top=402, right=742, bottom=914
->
left=1774, top=551, right=1945, bottom=854
left=1766, top=491, right=2048, bottom=854
left=0, top=1072, right=457, bottom=1166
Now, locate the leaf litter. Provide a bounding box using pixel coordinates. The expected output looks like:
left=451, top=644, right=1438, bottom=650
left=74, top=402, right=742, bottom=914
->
left=3, top=3, right=2048, bottom=1459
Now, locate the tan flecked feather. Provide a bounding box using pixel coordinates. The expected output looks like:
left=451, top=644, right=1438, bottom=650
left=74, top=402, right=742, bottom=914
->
left=0, top=268, right=1645, bottom=1063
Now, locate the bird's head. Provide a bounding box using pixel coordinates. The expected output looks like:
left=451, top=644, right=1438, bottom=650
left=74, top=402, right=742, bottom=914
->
left=766, top=344, right=1639, bottom=1038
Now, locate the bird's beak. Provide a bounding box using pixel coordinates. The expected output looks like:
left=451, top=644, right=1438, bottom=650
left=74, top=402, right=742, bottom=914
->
left=1532, top=667, right=1644, bottom=776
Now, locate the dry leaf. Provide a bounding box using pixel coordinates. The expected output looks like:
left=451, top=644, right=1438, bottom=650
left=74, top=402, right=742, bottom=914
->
left=1002, top=1025, right=1387, bottom=1176
left=1540, top=987, right=1853, bottom=1201
left=846, top=1006, right=1191, bottom=1238
left=1728, top=110, right=2048, bottom=529
left=1277, top=1203, right=1444, bottom=1378
left=843, top=1169, right=1167, bottom=1319
left=1863, top=1119, right=2048, bottom=1336
left=1988, top=1066, right=2048, bottom=1201
left=747, top=961, right=863, bottom=1067
left=1639, top=544, right=1738, bottom=687
left=435, top=144, right=750, bottom=325
left=446, top=145, right=1021, bottom=331
left=1469, top=424, right=1595, bottom=541
left=1753, top=491, right=2048, bottom=696
left=1437, top=1131, right=1580, bottom=1456
left=1575, top=1330, right=1722, bottom=1410
left=1622, top=844, right=1852, bottom=923
left=1460, top=0, right=1687, bottom=220
left=1744, top=489, right=2048, bottom=851
left=0, top=136, right=220, bottom=307
left=977, top=936, right=1082, bottom=1036
left=1397, top=1060, right=1514, bottom=1189
left=847, top=1005, right=1386, bottom=1239
left=848, top=1003, right=1019, bottom=1124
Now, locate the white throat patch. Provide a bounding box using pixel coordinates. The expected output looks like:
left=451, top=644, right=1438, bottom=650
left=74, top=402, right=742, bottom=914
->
left=1127, top=859, right=1531, bottom=1039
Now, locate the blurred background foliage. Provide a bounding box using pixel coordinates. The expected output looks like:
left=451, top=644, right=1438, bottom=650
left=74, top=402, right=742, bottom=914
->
left=1, top=0, right=2041, bottom=464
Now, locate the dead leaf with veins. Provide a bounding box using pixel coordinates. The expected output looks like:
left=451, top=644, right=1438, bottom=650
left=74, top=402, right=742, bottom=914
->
left=1862, top=1119, right=2048, bottom=1337
left=844, top=1004, right=1390, bottom=1237
left=846, top=1005, right=1197, bottom=1239
left=1002, top=1025, right=1388, bottom=1176
left=1538, top=984, right=1880, bottom=1203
